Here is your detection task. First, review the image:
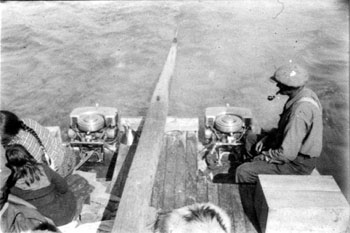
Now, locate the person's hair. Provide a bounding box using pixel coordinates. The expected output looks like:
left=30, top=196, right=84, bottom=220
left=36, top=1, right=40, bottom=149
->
left=154, top=203, right=231, bottom=233
left=0, top=110, right=22, bottom=138
left=5, top=144, right=43, bottom=186
left=0, top=110, right=47, bottom=155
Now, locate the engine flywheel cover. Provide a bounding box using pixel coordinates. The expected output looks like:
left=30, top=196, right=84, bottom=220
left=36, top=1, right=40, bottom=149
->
left=215, top=114, right=243, bottom=133
left=77, top=113, right=105, bottom=132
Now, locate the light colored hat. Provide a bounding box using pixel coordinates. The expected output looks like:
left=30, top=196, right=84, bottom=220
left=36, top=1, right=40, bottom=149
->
left=270, top=62, right=309, bottom=87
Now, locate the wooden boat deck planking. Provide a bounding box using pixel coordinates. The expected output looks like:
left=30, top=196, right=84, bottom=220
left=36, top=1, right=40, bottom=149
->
left=110, top=117, right=259, bottom=233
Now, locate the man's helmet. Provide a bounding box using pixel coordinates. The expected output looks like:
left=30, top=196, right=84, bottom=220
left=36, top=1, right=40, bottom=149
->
left=270, top=62, right=309, bottom=87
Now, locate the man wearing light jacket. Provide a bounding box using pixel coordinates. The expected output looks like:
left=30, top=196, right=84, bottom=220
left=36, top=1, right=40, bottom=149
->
left=235, top=62, right=323, bottom=183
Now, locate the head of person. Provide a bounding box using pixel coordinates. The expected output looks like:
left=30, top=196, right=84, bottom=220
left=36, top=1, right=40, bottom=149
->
left=5, top=144, right=43, bottom=186
left=270, top=62, right=309, bottom=96
left=0, top=111, right=22, bottom=145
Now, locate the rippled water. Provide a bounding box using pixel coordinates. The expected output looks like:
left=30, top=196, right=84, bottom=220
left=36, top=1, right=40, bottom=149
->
left=1, top=1, right=349, bottom=200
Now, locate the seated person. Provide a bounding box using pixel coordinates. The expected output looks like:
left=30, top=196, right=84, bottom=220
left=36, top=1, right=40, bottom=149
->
left=0, top=110, right=75, bottom=177
left=235, top=62, right=323, bottom=183
left=5, top=144, right=77, bottom=226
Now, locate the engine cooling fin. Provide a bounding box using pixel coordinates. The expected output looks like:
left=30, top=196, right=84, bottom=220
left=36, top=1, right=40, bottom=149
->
left=214, top=114, right=243, bottom=133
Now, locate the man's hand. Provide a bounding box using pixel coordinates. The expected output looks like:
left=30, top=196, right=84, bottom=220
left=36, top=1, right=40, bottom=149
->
left=257, top=151, right=284, bottom=164
left=255, top=136, right=268, bottom=153
left=253, top=151, right=272, bottom=163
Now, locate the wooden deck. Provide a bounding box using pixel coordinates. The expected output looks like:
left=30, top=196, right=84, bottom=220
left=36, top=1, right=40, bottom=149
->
left=108, top=117, right=260, bottom=233
left=49, top=119, right=261, bottom=232
left=48, top=121, right=350, bottom=233
left=149, top=129, right=259, bottom=233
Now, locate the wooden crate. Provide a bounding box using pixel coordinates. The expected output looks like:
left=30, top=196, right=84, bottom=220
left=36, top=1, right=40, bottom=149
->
left=254, top=175, right=350, bottom=233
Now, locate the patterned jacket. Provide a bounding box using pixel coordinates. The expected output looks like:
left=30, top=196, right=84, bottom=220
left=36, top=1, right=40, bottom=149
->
left=8, top=118, right=65, bottom=175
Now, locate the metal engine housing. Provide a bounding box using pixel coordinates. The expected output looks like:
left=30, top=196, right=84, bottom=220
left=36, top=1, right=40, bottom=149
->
left=202, top=106, right=254, bottom=168
left=68, top=106, right=119, bottom=169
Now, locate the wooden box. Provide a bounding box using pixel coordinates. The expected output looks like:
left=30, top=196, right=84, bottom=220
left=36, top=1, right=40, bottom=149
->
left=254, top=175, right=349, bottom=233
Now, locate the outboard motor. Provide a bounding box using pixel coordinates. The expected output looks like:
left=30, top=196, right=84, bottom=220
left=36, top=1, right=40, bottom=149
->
left=202, top=106, right=253, bottom=168
left=68, top=106, right=119, bottom=170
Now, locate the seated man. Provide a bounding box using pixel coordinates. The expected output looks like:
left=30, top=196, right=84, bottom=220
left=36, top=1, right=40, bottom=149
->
left=235, top=62, right=323, bottom=183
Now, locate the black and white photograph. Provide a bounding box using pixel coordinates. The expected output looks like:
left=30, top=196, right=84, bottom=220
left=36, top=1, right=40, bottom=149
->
left=0, top=1, right=349, bottom=232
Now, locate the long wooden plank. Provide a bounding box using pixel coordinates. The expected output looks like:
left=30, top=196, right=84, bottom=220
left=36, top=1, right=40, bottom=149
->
left=120, top=116, right=198, bottom=133
left=218, top=184, right=239, bottom=233
left=197, top=175, right=209, bottom=203
left=196, top=135, right=208, bottom=203
left=165, top=118, right=198, bottom=133
left=150, top=135, right=167, bottom=209
left=231, top=185, right=247, bottom=233
left=173, top=131, right=187, bottom=209
left=185, top=132, right=198, bottom=206
left=207, top=181, right=219, bottom=204
left=112, top=33, right=178, bottom=233
left=162, top=133, right=177, bottom=211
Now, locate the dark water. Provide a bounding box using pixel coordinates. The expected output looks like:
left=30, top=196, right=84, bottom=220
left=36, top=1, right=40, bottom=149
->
left=1, top=1, right=349, bottom=200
